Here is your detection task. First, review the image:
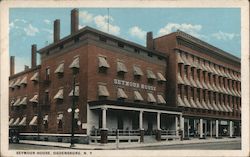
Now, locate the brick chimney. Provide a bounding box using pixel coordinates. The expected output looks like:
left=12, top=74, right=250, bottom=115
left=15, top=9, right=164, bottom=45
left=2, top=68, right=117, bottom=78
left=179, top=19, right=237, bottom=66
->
left=24, top=65, right=29, bottom=70
left=31, top=44, right=37, bottom=68
left=71, top=8, right=79, bottom=34
left=146, top=32, right=154, bottom=50
left=10, top=56, right=15, bottom=75
left=54, top=19, right=60, bottom=42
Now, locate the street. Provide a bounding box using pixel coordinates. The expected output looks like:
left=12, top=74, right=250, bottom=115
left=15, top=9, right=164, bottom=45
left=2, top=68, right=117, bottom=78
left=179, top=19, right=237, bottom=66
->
left=127, top=141, right=241, bottom=150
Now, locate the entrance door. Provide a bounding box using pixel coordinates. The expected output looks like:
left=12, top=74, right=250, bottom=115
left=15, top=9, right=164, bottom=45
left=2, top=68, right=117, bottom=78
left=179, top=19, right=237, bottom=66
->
left=148, top=120, right=153, bottom=135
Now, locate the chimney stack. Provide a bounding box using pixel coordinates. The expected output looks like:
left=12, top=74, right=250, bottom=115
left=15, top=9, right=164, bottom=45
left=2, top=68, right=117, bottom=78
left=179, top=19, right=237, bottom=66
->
left=31, top=44, right=37, bottom=68
left=24, top=65, right=29, bottom=70
left=71, top=8, right=79, bottom=34
left=146, top=32, right=154, bottom=50
left=54, top=19, right=60, bottom=42
left=10, top=56, right=15, bottom=75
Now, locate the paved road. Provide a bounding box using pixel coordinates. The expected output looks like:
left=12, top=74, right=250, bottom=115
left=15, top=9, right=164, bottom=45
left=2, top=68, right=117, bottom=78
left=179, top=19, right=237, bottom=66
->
left=128, top=141, right=241, bottom=150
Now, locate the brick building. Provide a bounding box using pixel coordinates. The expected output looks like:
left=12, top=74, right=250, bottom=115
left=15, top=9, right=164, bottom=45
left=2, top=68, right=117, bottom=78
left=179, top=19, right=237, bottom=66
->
left=9, top=9, right=241, bottom=144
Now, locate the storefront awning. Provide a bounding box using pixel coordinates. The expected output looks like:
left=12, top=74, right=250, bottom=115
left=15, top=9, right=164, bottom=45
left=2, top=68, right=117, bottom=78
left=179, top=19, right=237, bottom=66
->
left=177, top=95, right=185, bottom=107
left=183, top=96, right=192, bottom=108
left=13, top=98, right=21, bottom=106
left=19, top=97, right=27, bottom=105
left=20, top=76, right=27, bottom=85
left=69, top=85, right=79, bottom=97
left=19, top=117, right=26, bottom=126
left=29, top=116, right=38, bottom=126
left=13, top=118, right=20, bottom=126
left=69, top=57, right=79, bottom=69
left=30, top=72, right=38, bottom=81
left=117, top=61, right=127, bottom=73
left=98, top=85, right=110, bottom=97
left=9, top=118, right=14, bottom=126
left=147, top=93, right=156, bottom=103
left=147, top=70, right=156, bottom=80
left=98, top=56, right=110, bottom=68
left=54, top=63, right=64, bottom=74
left=54, top=89, right=64, bottom=99
left=134, top=91, right=144, bottom=101
left=157, top=95, right=166, bottom=104
left=157, top=72, right=166, bottom=82
left=133, top=66, right=144, bottom=76
left=30, top=94, right=38, bottom=103
left=117, top=88, right=128, bottom=99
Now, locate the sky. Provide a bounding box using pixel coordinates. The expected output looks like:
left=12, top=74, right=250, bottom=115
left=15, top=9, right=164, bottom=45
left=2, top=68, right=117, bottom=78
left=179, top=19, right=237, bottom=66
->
left=9, top=8, right=241, bottom=73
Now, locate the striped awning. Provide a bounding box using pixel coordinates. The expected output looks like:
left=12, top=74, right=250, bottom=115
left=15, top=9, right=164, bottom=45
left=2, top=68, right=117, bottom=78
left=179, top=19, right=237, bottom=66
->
left=69, top=85, right=79, bottom=97
left=54, top=63, right=64, bottom=74
left=117, top=61, right=128, bottom=73
left=29, top=116, right=38, bottom=126
left=134, top=91, right=143, bottom=101
left=69, top=57, right=79, bottom=69
left=98, top=56, right=110, bottom=68
left=157, top=94, right=166, bottom=104
left=147, top=93, right=156, bottom=103
left=117, top=88, right=128, bottom=99
left=54, top=89, right=64, bottom=99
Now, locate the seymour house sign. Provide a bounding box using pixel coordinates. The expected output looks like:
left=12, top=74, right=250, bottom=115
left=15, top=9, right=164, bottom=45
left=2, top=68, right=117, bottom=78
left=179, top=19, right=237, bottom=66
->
left=113, top=79, right=156, bottom=91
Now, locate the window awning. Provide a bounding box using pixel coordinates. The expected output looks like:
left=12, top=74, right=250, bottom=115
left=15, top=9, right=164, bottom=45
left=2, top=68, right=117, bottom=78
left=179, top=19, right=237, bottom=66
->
left=69, top=57, right=79, bottom=69
left=196, top=98, right=204, bottom=109
left=201, top=63, right=209, bottom=72
left=98, top=56, right=110, bottom=68
left=30, top=72, right=39, bottom=81
left=207, top=83, right=214, bottom=91
left=231, top=89, right=237, bottom=97
left=216, top=67, right=223, bottom=76
left=117, top=62, right=128, bottom=73
left=69, top=85, right=79, bottom=97
left=20, top=76, right=27, bottom=85
left=133, top=66, right=143, bottom=76
left=57, top=113, right=63, bottom=120
left=147, top=70, right=156, bottom=79
left=195, top=60, right=202, bottom=70
left=177, top=74, right=184, bottom=84
left=54, top=89, right=64, bottom=99
left=147, top=93, right=156, bottom=103
left=117, top=88, right=128, bottom=99
left=211, top=101, right=220, bottom=112
left=217, top=102, right=225, bottom=112
left=29, top=116, right=38, bottom=126
left=182, top=56, right=191, bottom=66
left=30, top=94, right=38, bottom=103
left=183, top=75, right=191, bottom=86
left=157, top=94, right=166, bottom=104
left=217, top=86, right=223, bottom=93
left=212, top=84, right=219, bottom=92
left=9, top=118, right=14, bottom=126
left=13, top=118, right=20, bottom=126
left=177, top=96, right=185, bottom=108
left=98, top=85, right=110, bottom=97
left=226, top=88, right=233, bottom=95
left=157, top=72, right=166, bottom=81
left=177, top=53, right=184, bottom=64
left=190, top=77, right=197, bottom=87
left=196, top=79, right=203, bottom=88
left=221, top=103, right=229, bottom=112
left=226, top=105, right=233, bottom=112
left=14, top=78, right=21, bottom=87
left=19, top=97, right=27, bottom=105
left=54, top=63, right=64, bottom=74
left=221, top=86, right=228, bottom=94
left=202, top=100, right=212, bottom=110
left=13, top=98, right=21, bottom=106
left=134, top=91, right=144, bottom=101
left=19, top=117, right=26, bottom=126
left=183, top=96, right=192, bottom=108
left=189, top=98, right=198, bottom=108
left=9, top=80, right=15, bottom=88
left=43, top=115, right=49, bottom=121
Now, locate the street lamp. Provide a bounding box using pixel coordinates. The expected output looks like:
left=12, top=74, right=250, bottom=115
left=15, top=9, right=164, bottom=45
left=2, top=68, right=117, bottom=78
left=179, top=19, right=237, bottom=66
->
left=69, top=67, right=78, bottom=147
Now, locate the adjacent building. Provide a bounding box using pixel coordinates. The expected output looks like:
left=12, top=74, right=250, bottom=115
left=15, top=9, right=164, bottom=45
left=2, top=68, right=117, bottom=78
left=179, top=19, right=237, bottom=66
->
left=9, top=8, right=241, bottom=144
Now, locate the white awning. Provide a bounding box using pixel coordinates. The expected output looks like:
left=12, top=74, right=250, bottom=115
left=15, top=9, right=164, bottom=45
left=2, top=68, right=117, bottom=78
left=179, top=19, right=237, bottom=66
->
left=211, top=101, right=220, bottom=111
left=133, top=66, right=143, bottom=76
left=9, top=80, right=15, bottom=88
left=177, top=53, right=184, bottom=64
left=57, top=113, right=63, bottom=123
left=69, top=57, right=79, bottom=69
left=183, top=96, right=192, bottom=108
left=183, top=75, right=191, bottom=86
left=195, top=60, right=202, bottom=70
left=117, top=88, right=128, bottom=99
left=195, top=98, right=204, bottom=109
left=30, top=94, right=38, bottom=103
left=201, top=100, right=210, bottom=110
left=190, top=77, right=197, bottom=87
left=14, top=78, right=21, bottom=87
left=98, top=56, right=110, bottom=68
left=19, top=117, right=27, bottom=126
left=134, top=91, right=143, bottom=101
left=98, top=85, right=110, bottom=97
left=189, top=98, right=198, bottom=108
left=226, top=105, right=233, bottom=112
left=13, top=118, right=20, bottom=126
left=221, top=103, right=229, bottom=112
left=30, top=72, right=39, bottom=81
left=13, top=98, right=21, bottom=106
left=69, top=85, right=79, bottom=96
left=9, top=118, right=14, bottom=126
left=157, top=72, right=166, bottom=81
left=19, top=97, right=27, bottom=105
left=177, top=95, right=185, bottom=107
left=217, top=102, right=225, bottom=112
left=147, top=93, right=156, bottom=103
left=196, top=79, right=203, bottom=88
left=182, top=55, right=191, bottom=66
left=54, top=63, right=64, bottom=74
left=20, top=76, right=27, bottom=85
left=157, top=95, right=166, bottom=104
left=117, top=61, right=128, bottom=73
left=212, top=84, right=219, bottom=92
left=222, top=86, right=228, bottom=94
left=177, top=74, right=184, bottom=84
left=207, top=82, right=214, bottom=91
left=43, top=115, right=49, bottom=123
left=29, top=116, right=38, bottom=126
left=147, top=70, right=156, bottom=79
left=201, top=80, right=208, bottom=89
left=54, top=89, right=64, bottom=99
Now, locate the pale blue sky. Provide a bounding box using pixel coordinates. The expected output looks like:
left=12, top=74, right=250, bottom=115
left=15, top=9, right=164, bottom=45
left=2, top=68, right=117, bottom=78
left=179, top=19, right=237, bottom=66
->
left=10, top=8, right=241, bottom=73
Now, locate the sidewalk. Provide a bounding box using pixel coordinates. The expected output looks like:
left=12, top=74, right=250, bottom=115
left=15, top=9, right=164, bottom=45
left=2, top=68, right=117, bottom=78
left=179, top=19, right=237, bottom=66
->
left=19, top=137, right=241, bottom=150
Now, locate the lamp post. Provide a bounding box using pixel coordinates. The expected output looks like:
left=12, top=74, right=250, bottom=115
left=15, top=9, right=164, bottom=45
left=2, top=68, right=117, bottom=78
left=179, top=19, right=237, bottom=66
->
left=69, top=67, right=78, bottom=147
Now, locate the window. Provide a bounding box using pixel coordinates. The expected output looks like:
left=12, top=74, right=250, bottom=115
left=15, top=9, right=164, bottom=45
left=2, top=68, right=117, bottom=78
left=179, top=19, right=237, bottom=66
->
left=178, top=84, right=182, bottom=96
left=203, top=90, right=206, bottom=100
left=98, top=56, right=110, bottom=73
left=45, top=90, right=49, bottom=104
left=185, top=86, right=188, bottom=97
left=184, top=66, right=188, bottom=77
left=57, top=113, right=63, bottom=130
left=178, top=64, right=182, bottom=76
left=45, top=68, right=50, bottom=80
left=191, top=88, right=194, bottom=98
left=197, top=88, right=200, bottom=100
left=43, top=114, right=48, bottom=130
